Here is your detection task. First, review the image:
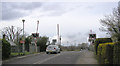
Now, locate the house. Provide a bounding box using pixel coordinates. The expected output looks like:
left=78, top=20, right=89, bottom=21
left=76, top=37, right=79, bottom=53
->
left=8, top=41, right=17, bottom=52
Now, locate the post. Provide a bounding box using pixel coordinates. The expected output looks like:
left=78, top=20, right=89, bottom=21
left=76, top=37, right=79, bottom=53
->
left=35, top=38, right=37, bottom=52
left=57, top=24, right=59, bottom=46
left=22, top=19, right=25, bottom=55
left=36, top=20, right=39, bottom=52
left=36, top=20, right=39, bottom=33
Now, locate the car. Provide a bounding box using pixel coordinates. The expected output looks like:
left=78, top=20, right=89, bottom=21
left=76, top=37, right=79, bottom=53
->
left=46, top=45, right=60, bottom=54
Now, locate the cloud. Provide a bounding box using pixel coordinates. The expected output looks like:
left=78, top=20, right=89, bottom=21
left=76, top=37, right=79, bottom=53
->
left=1, top=2, right=118, bottom=46
left=66, top=32, right=81, bottom=39
left=1, top=2, right=118, bottom=21
left=2, top=2, right=78, bottom=20
left=2, top=9, right=27, bottom=20
left=2, top=2, right=42, bottom=20
left=38, top=2, right=82, bottom=17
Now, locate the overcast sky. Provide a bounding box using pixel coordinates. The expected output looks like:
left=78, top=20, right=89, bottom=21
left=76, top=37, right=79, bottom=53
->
left=0, top=0, right=119, bottom=46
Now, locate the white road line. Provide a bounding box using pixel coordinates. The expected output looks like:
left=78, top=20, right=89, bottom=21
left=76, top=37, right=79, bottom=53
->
left=33, top=54, right=61, bottom=64
left=17, top=56, right=27, bottom=59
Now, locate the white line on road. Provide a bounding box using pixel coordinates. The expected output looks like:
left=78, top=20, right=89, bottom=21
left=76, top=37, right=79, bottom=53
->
left=3, top=53, right=42, bottom=63
left=17, top=56, right=27, bottom=59
left=33, top=54, right=61, bottom=64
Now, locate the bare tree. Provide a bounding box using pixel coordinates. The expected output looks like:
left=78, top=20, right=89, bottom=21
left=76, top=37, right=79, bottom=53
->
left=1, top=26, right=23, bottom=42
left=100, top=2, right=120, bottom=41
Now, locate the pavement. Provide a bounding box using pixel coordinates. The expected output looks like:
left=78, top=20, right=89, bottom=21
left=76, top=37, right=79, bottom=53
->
left=2, top=50, right=98, bottom=64
left=76, top=50, right=98, bottom=64
left=2, top=52, right=44, bottom=63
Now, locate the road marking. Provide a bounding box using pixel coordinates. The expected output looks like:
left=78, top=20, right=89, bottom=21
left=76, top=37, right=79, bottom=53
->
left=18, top=56, right=26, bottom=58
left=33, top=54, right=61, bottom=64
left=3, top=56, right=27, bottom=63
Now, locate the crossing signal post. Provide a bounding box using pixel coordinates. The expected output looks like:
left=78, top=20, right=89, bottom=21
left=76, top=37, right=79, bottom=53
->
left=31, top=20, right=40, bottom=52
left=32, top=33, right=39, bottom=52
left=89, top=34, right=96, bottom=39
left=32, top=33, right=39, bottom=38
left=88, top=34, right=96, bottom=44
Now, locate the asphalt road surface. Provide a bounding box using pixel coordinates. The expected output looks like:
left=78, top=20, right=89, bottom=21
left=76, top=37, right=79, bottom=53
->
left=3, top=50, right=92, bottom=64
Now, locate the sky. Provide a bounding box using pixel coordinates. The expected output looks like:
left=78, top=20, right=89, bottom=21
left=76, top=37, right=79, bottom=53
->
left=0, top=0, right=119, bottom=46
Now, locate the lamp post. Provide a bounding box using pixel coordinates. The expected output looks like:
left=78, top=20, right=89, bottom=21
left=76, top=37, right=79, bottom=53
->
left=22, top=19, right=25, bottom=55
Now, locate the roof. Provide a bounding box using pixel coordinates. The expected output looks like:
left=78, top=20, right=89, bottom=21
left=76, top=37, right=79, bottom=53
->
left=8, top=41, right=17, bottom=46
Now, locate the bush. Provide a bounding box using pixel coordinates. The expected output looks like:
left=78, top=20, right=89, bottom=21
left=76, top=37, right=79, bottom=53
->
left=94, top=38, right=112, bottom=55
left=37, top=36, right=48, bottom=52
left=113, top=41, right=120, bottom=64
left=2, top=39, right=11, bottom=59
left=97, top=42, right=114, bottom=64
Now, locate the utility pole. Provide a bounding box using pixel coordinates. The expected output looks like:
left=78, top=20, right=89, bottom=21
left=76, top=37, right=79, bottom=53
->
left=22, top=19, right=25, bottom=55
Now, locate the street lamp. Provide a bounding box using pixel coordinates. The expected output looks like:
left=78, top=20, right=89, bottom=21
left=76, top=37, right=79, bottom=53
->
left=22, top=19, right=25, bottom=55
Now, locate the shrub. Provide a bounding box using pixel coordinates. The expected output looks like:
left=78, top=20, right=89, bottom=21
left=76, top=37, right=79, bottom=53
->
left=94, top=38, right=112, bottom=55
left=37, top=36, right=48, bottom=52
left=2, top=39, right=11, bottom=59
left=105, top=44, right=114, bottom=64
left=97, top=42, right=114, bottom=64
left=113, top=41, right=120, bottom=64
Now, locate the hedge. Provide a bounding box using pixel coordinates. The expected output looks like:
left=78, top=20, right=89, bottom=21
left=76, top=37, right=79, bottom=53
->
left=97, top=42, right=114, bottom=64
left=113, top=41, right=120, bottom=64
left=2, top=39, right=11, bottom=59
left=94, top=38, right=112, bottom=55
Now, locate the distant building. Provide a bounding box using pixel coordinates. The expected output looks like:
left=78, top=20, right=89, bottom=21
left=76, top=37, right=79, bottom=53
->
left=7, top=40, right=17, bottom=52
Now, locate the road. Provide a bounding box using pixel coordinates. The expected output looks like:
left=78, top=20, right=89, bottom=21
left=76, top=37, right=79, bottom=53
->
left=3, top=50, right=97, bottom=64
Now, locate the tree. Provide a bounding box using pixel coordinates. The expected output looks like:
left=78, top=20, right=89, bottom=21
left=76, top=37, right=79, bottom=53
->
left=1, top=26, right=22, bottom=42
left=37, top=36, right=49, bottom=52
left=25, top=36, right=32, bottom=52
left=81, top=43, right=88, bottom=49
left=100, top=2, right=120, bottom=41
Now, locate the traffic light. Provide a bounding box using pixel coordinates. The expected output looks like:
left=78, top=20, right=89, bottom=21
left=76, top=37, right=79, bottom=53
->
left=32, top=33, right=39, bottom=38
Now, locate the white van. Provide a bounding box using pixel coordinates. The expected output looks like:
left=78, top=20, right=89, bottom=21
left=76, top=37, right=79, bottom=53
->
left=46, top=45, right=60, bottom=54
